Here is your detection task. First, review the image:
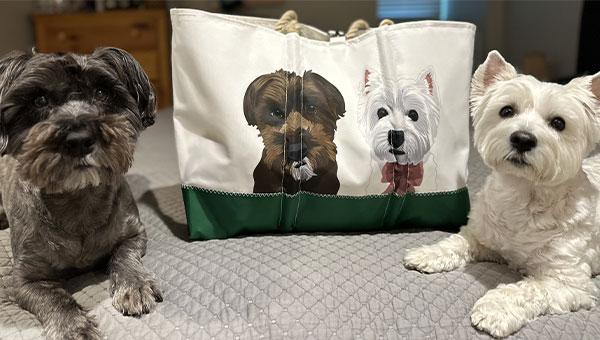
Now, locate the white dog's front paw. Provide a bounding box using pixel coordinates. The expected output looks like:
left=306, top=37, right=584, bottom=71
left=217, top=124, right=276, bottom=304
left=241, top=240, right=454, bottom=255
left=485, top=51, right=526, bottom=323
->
left=471, top=293, right=528, bottom=338
left=404, top=244, right=466, bottom=273
left=404, top=246, right=446, bottom=273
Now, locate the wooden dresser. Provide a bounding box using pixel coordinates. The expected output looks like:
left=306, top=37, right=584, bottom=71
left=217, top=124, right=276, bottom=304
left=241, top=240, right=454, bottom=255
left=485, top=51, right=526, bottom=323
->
left=33, top=9, right=171, bottom=109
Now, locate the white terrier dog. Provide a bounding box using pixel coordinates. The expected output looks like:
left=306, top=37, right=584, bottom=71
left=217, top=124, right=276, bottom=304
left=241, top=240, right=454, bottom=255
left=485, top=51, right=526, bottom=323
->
left=357, top=67, right=440, bottom=194
left=404, top=50, right=600, bottom=338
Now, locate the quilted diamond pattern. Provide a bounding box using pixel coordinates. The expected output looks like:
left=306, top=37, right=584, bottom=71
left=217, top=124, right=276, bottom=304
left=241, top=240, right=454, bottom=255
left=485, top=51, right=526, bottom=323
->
left=2, top=192, right=600, bottom=339
left=2, top=118, right=600, bottom=339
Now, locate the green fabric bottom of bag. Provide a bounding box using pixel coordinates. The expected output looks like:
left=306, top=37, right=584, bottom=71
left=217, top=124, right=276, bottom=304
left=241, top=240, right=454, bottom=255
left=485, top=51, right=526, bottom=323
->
left=182, top=186, right=470, bottom=240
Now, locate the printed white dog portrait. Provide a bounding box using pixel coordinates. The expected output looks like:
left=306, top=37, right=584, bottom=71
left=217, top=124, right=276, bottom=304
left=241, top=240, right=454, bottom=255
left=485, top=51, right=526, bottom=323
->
left=357, top=67, right=440, bottom=194
left=404, top=50, right=600, bottom=338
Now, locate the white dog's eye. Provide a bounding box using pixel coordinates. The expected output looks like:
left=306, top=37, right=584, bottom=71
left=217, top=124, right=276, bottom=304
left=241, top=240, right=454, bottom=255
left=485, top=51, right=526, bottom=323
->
left=94, top=89, right=108, bottom=102
left=499, top=105, right=515, bottom=118
left=377, top=108, right=388, bottom=119
left=33, top=95, right=48, bottom=108
left=550, top=117, right=565, bottom=131
left=407, top=110, right=419, bottom=122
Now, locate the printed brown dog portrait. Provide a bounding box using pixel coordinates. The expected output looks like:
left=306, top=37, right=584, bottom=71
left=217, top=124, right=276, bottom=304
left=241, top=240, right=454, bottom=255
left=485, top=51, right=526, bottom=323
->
left=243, top=70, right=345, bottom=195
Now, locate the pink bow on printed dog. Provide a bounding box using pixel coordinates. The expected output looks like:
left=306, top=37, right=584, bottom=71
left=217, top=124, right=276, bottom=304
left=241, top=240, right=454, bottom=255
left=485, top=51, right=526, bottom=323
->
left=381, top=161, right=424, bottom=194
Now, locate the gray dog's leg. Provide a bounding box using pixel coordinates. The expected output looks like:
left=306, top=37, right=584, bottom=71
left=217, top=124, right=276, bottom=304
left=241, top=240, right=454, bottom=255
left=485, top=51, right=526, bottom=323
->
left=108, top=230, right=163, bottom=316
left=0, top=160, right=7, bottom=230
left=0, top=205, right=7, bottom=229
left=0, top=192, right=7, bottom=229
left=15, top=280, right=101, bottom=340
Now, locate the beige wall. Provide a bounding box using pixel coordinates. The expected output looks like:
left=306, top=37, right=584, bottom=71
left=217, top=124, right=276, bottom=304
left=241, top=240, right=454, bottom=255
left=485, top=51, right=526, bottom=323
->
left=0, top=0, right=36, bottom=56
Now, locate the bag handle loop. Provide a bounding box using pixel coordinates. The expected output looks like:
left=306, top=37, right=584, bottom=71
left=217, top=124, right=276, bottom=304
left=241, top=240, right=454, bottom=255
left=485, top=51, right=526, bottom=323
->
left=275, top=10, right=301, bottom=34
left=345, top=18, right=395, bottom=39
left=345, top=19, right=370, bottom=39
left=275, top=10, right=394, bottom=40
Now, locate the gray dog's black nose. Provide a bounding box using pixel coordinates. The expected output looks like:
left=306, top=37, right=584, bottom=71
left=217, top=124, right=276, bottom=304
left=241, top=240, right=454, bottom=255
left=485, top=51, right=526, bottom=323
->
left=287, top=142, right=308, bottom=162
left=510, top=130, right=537, bottom=153
left=388, top=130, right=404, bottom=148
left=63, top=129, right=95, bottom=157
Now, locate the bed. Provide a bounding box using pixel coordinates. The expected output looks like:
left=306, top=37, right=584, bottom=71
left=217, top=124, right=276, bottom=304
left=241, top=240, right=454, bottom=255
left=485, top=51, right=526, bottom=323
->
left=1, top=108, right=599, bottom=340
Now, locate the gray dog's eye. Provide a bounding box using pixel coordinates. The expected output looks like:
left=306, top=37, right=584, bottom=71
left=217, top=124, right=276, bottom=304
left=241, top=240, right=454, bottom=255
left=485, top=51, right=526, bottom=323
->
left=408, top=110, right=419, bottom=122
left=33, top=95, right=48, bottom=108
left=94, top=89, right=109, bottom=102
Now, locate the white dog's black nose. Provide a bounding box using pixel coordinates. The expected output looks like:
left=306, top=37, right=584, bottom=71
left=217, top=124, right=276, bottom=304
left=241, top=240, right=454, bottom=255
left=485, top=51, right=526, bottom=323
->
left=510, top=130, right=537, bottom=153
left=287, top=142, right=308, bottom=162
left=388, top=130, right=404, bottom=148
left=63, top=129, right=96, bottom=157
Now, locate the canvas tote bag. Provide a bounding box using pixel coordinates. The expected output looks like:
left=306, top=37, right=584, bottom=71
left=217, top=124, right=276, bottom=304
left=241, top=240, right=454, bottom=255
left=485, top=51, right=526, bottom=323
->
left=171, top=9, right=475, bottom=239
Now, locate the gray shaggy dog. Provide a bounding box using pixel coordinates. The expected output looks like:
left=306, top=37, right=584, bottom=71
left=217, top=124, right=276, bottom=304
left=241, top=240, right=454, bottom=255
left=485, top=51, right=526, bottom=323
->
left=0, top=47, right=162, bottom=340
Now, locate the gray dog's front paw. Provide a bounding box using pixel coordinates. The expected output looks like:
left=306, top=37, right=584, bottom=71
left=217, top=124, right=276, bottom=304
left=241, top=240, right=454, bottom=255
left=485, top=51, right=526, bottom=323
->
left=111, top=276, right=163, bottom=316
left=45, top=312, right=102, bottom=340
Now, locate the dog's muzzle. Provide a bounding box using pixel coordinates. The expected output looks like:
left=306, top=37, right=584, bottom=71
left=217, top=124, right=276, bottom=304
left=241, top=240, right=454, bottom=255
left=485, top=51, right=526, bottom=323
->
left=287, top=142, right=308, bottom=163
left=510, top=130, right=537, bottom=153
left=388, top=130, right=405, bottom=155
left=54, top=102, right=100, bottom=158
left=62, top=127, right=96, bottom=158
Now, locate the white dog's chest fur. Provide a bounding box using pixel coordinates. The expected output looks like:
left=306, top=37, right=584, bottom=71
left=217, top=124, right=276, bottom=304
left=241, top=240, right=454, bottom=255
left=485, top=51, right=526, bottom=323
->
left=470, top=171, right=600, bottom=274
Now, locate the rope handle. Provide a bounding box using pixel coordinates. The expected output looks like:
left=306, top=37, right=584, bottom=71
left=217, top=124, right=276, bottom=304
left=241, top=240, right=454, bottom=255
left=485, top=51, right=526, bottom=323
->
left=345, top=18, right=395, bottom=39
left=275, top=10, right=301, bottom=34
left=275, top=10, right=395, bottom=40
left=345, top=19, right=370, bottom=39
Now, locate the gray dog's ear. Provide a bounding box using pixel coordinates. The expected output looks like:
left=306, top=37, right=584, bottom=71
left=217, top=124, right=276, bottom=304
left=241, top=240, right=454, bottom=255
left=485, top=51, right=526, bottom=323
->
left=93, top=47, right=157, bottom=129
left=0, top=50, right=33, bottom=155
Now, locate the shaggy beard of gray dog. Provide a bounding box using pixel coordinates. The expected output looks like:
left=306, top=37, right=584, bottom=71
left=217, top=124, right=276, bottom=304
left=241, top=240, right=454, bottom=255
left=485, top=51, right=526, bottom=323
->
left=17, top=113, right=135, bottom=193
left=0, top=47, right=162, bottom=340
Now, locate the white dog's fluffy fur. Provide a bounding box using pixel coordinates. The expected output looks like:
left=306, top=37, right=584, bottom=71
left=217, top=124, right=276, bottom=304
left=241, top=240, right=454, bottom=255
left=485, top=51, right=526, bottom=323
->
left=404, top=50, right=600, bottom=338
left=357, top=67, right=440, bottom=165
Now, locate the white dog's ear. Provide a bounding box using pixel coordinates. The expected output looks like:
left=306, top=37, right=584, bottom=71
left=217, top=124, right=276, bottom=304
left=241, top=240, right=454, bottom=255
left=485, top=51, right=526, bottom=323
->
left=364, top=69, right=372, bottom=94
left=592, top=72, right=600, bottom=102
left=472, top=51, right=517, bottom=98
left=569, top=71, right=600, bottom=108
left=363, top=67, right=383, bottom=95
left=417, top=66, right=436, bottom=96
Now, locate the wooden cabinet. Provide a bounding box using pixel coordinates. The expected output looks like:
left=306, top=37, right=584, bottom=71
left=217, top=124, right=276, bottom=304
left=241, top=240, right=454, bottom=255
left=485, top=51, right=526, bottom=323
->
left=33, top=9, right=171, bottom=109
